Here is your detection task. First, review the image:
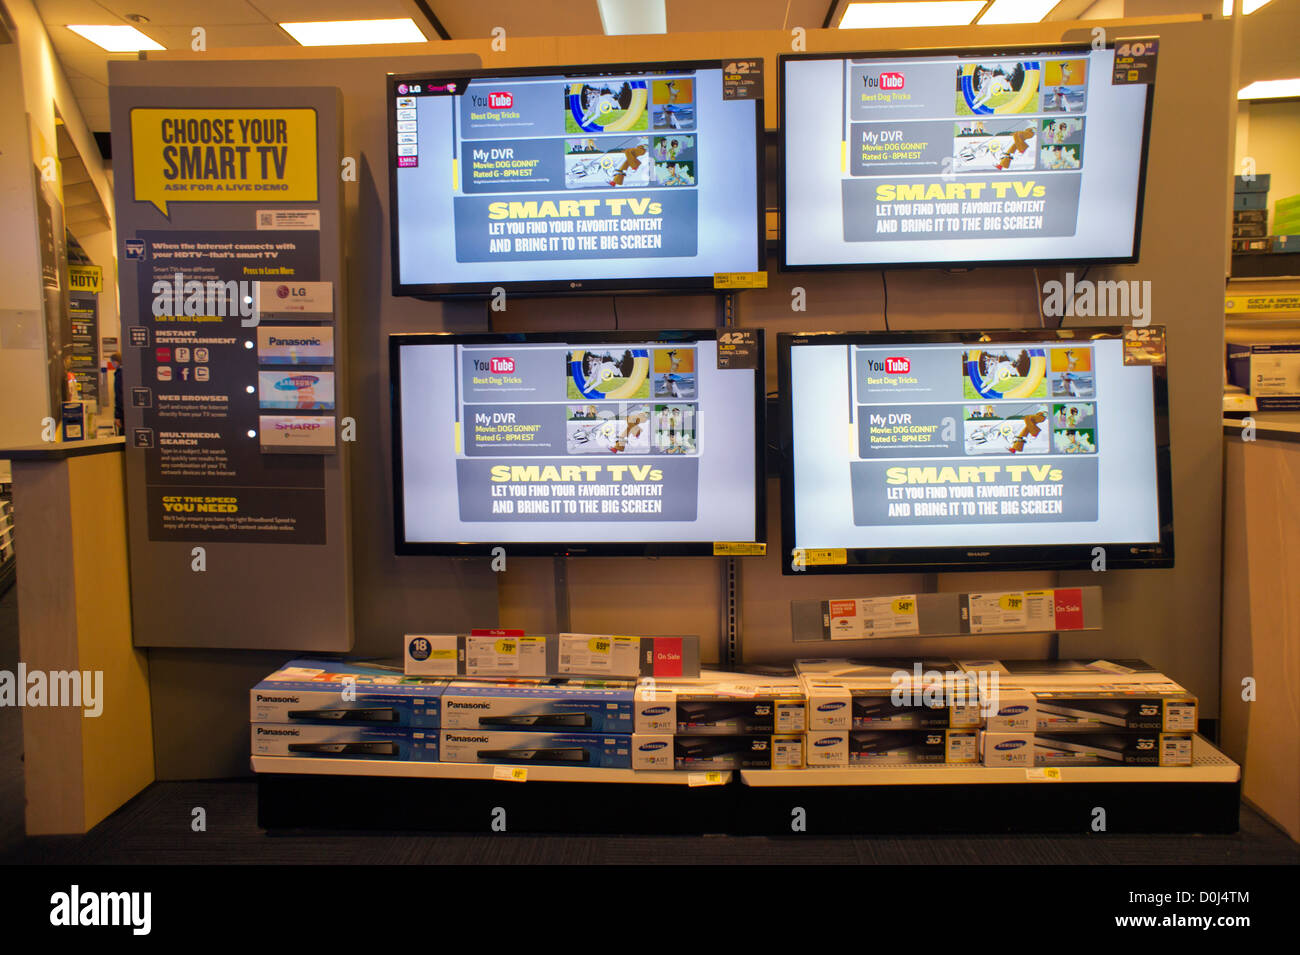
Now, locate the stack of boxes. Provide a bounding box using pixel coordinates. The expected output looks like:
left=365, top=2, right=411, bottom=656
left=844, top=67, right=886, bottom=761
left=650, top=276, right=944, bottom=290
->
left=969, top=659, right=1198, bottom=768
left=1232, top=174, right=1271, bottom=254
left=799, top=659, right=982, bottom=767
left=630, top=673, right=806, bottom=770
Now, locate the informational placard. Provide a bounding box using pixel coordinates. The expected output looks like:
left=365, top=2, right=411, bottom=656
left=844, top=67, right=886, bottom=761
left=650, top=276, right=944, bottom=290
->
left=112, top=82, right=349, bottom=651
left=68, top=290, right=99, bottom=404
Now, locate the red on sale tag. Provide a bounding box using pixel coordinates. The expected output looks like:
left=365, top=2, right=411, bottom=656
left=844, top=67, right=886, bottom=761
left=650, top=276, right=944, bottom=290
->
left=1053, top=589, right=1084, bottom=630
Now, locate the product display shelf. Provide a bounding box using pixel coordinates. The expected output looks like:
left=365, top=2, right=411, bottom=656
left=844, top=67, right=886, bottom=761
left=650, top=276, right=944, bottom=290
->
left=251, top=755, right=730, bottom=786
left=739, top=735, right=1238, bottom=786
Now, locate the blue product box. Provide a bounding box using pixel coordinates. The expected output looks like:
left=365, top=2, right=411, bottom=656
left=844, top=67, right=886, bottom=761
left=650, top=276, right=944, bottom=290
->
left=439, top=679, right=636, bottom=733
left=250, top=658, right=447, bottom=728
left=252, top=723, right=439, bottom=761
left=439, top=730, right=631, bottom=767
left=1234, top=174, right=1270, bottom=194
left=1233, top=192, right=1268, bottom=210
left=1272, top=235, right=1300, bottom=252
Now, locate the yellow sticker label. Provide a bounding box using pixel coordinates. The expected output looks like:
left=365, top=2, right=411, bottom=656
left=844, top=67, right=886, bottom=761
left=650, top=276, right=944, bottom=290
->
left=688, top=771, right=725, bottom=787
left=494, top=639, right=517, bottom=655
left=892, top=597, right=916, bottom=615
left=713, top=542, right=767, bottom=556
left=1225, top=293, right=1300, bottom=314
left=1000, top=594, right=1024, bottom=611
left=794, top=548, right=847, bottom=567
left=588, top=637, right=611, bottom=654
left=130, top=108, right=319, bottom=216
left=428, top=649, right=457, bottom=660
left=493, top=765, right=528, bottom=782
left=1026, top=767, right=1062, bottom=781
left=713, top=271, right=769, bottom=289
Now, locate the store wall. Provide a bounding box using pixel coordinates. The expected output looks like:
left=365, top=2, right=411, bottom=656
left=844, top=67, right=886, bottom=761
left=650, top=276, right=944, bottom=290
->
left=128, top=14, right=1232, bottom=775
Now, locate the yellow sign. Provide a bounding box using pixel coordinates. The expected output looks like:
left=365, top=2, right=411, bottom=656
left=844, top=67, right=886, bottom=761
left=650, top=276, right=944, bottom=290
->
left=1225, top=293, right=1300, bottom=314
left=713, top=271, right=769, bottom=289
left=793, top=548, right=847, bottom=567
left=68, top=265, right=103, bottom=294
left=131, top=108, right=318, bottom=216
left=713, top=542, right=767, bottom=556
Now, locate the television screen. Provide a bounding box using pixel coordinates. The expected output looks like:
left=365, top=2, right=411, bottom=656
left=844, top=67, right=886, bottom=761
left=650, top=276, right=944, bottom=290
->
left=392, top=331, right=765, bottom=555
left=779, top=328, right=1172, bottom=574
left=781, top=45, right=1153, bottom=269
left=389, top=61, right=764, bottom=295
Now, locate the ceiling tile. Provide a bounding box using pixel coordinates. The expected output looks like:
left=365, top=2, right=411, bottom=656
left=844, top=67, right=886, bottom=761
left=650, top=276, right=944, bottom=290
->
left=436, top=4, right=603, bottom=38
left=250, top=0, right=415, bottom=23
left=52, top=51, right=116, bottom=85
left=92, top=0, right=271, bottom=27
left=147, top=23, right=295, bottom=48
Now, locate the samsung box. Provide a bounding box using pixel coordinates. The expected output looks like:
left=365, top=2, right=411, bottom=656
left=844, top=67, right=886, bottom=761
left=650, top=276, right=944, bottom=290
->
left=960, top=660, right=1198, bottom=732
left=632, top=734, right=804, bottom=771
left=251, top=659, right=447, bottom=728
left=802, top=677, right=984, bottom=731
left=633, top=672, right=806, bottom=734
left=981, top=731, right=1193, bottom=767
left=440, top=679, right=636, bottom=733
left=439, top=730, right=630, bottom=768
left=251, top=723, right=439, bottom=761
left=806, top=729, right=979, bottom=767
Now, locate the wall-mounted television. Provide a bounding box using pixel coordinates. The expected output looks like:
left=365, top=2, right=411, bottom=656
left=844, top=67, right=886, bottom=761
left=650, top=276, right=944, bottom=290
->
left=780, top=44, right=1154, bottom=270
left=392, top=331, right=765, bottom=556
left=778, top=327, right=1173, bottom=574
left=388, top=60, right=764, bottom=296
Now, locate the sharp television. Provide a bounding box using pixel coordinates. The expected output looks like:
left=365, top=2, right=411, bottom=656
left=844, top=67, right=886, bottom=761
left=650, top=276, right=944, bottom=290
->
left=780, top=44, right=1154, bottom=270
left=778, top=327, right=1173, bottom=574
left=388, top=60, right=765, bottom=296
left=391, top=330, right=765, bottom=556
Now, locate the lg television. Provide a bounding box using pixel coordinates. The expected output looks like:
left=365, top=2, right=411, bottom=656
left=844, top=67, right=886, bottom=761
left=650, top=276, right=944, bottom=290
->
left=780, top=44, right=1154, bottom=270
left=389, top=61, right=765, bottom=295
left=391, top=330, right=765, bottom=556
left=778, top=327, right=1172, bottom=574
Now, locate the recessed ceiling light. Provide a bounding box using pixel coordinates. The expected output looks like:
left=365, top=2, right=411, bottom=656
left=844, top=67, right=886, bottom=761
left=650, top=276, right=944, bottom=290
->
left=67, top=24, right=164, bottom=52
left=279, top=18, right=428, bottom=47
left=1238, top=78, right=1300, bottom=99
left=1222, top=0, right=1273, bottom=15
left=840, top=2, right=987, bottom=28
left=977, top=0, right=1061, bottom=25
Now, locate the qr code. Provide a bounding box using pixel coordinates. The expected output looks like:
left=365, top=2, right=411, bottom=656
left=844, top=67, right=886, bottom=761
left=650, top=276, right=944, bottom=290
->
left=258, top=212, right=274, bottom=227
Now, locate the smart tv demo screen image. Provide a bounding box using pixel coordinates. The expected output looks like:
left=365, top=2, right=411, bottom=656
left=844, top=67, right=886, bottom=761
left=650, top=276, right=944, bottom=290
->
left=393, top=334, right=763, bottom=555
left=781, top=330, right=1172, bottom=573
left=782, top=46, right=1153, bottom=268
left=390, top=62, right=763, bottom=294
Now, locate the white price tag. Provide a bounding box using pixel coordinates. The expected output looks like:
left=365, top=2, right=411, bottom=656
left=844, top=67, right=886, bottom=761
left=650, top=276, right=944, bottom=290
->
left=1026, top=767, right=1062, bottom=781
left=969, top=592, right=1028, bottom=633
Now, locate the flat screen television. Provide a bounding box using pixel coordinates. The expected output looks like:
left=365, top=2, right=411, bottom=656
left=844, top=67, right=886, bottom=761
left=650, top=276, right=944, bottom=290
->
left=388, top=60, right=765, bottom=296
left=780, top=44, right=1154, bottom=270
left=778, top=327, right=1172, bottom=574
left=392, top=330, right=765, bottom=556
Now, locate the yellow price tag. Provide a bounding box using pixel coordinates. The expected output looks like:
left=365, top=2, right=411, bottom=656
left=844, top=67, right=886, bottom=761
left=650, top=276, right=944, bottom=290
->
left=892, top=597, right=916, bottom=615
left=1000, top=594, right=1024, bottom=611
left=795, top=548, right=847, bottom=567
left=713, top=542, right=767, bottom=556
left=588, top=638, right=611, bottom=654
left=493, top=766, right=528, bottom=782
left=494, top=639, right=517, bottom=655
left=713, top=271, right=769, bottom=289
left=688, top=771, right=725, bottom=787
left=1026, top=767, right=1062, bottom=781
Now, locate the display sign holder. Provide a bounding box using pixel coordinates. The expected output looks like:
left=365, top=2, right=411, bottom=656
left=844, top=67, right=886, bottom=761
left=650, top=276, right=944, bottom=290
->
left=110, top=84, right=352, bottom=650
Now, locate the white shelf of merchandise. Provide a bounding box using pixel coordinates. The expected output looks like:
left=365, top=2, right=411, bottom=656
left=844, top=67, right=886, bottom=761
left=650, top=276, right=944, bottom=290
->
left=251, top=755, right=731, bottom=786
left=739, top=735, right=1239, bottom=787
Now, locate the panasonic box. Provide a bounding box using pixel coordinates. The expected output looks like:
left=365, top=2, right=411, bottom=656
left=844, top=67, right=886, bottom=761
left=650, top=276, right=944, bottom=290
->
left=806, top=729, right=979, bottom=767
left=632, top=734, right=805, bottom=771
left=251, top=659, right=448, bottom=728
left=440, top=680, right=636, bottom=733
left=633, top=672, right=806, bottom=734
left=251, top=723, right=439, bottom=761
left=439, top=730, right=631, bottom=768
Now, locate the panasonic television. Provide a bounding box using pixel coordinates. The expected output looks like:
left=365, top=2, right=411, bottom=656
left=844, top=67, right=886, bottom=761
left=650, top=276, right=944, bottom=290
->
left=388, top=60, right=764, bottom=295
left=779, top=327, right=1172, bottom=574
left=780, top=44, right=1154, bottom=270
left=391, top=330, right=765, bottom=556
